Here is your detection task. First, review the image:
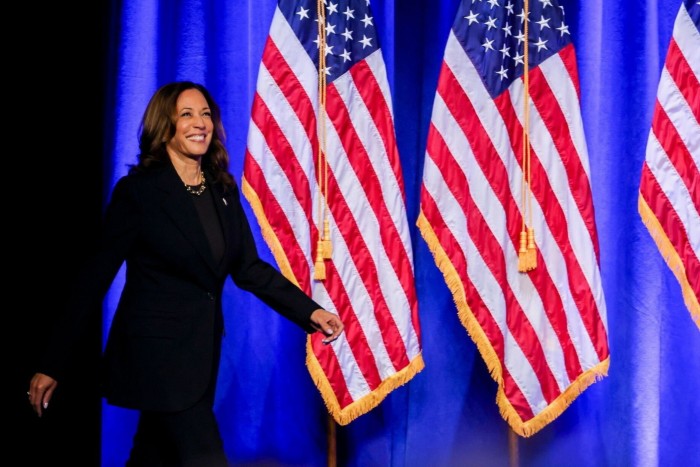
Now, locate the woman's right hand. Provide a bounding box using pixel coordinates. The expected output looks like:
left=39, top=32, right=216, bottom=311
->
left=28, top=373, right=57, bottom=418
left=309, top=308, right=344, bottom=344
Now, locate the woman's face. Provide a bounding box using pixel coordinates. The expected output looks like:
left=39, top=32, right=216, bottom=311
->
left=166, top=88, right=214, bottom=160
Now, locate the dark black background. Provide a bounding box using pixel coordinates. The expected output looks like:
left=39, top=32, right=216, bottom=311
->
left=12, top=4, right=111, bottom=465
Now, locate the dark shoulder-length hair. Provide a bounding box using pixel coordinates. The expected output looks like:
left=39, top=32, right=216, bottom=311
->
left=130, top=81, right=235, bottom=191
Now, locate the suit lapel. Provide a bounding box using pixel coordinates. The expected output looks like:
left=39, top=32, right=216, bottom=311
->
left=155, top=163, right=220, bottom=275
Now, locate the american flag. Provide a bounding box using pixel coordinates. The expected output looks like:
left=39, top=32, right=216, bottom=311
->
left=417, top=0, right=609, bottom=436
left=243, top=0, right=424, bottom=424
left=639, top=0, right=700, bottom=330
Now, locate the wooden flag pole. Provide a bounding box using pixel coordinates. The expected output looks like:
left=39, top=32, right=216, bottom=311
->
left=327, top=414, right=337, bottom=467
left=317, top=1, right=335, bottom=465
left=508, top=428, right=519, bottom=467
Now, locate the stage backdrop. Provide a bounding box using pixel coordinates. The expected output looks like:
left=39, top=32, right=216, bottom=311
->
left=101, top=0, right=699, bottom=466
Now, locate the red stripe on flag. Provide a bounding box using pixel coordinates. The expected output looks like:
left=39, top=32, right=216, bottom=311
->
left=651, top=102, right=700, bottom=214
left=424, top=125, right=506, bottom=359
left=312, top=257, right=383, bottom=405
left=496, top=81, right=609, bottom=364
left=640, top=164, right=700, bottom=294
left=421, top=4, right=609, bottom=436
left=434, top=71, right=562, bottom=403
left=250, top=93, right=316, bottom=224
left=261, top=38, right=318, bottom=149
left=421, top=176, right=537, bottom=419
left=438, top=63, right=590, bottom=382
left=348, top=60, right=407, bottom=197
left=502, top=367, right=536, bottom=422
left=528, top=64, right=600, bottom=261
left=245, top=155, right=375, bottom=407
left=345, top=62, right=421, bottom=336
left=248, top=0, right=423, bottom=425
left=317, top=111, right=411, bottom=371
left=666, top=38, right=700, bottom=124
left=639, top=1, right=699, bottom=329
left=421, top=183, right=538, bottom=409
left=559, top=45, right=581, bottom=108
left=243, top=151, right=313, bottom=294
left=326, top=81, right=417, bottom=320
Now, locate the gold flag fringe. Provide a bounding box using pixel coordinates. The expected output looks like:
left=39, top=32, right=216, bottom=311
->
left=417, top=211, right=609, bottom=437
left=243, top=179, right=426, bottom=425
left=417, top=213, right=503, bottom=380
left=499, top=358, right=609, bottom=437
left=306, top=338, right=425, bottom=426
left=242, top=179, right=300, bottom=287
left=639, top=196, right=700, bottom=330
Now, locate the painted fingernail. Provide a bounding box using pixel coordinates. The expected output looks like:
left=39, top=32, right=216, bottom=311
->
left=43, top=402, right=48, bottom=409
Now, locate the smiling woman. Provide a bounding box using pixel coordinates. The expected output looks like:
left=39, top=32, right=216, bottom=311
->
left=26, top=81, right=343, bottom=466
left=164, top=88, right=215, bottom=187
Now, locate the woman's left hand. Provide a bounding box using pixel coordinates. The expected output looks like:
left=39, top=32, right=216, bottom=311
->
left=309, top=309, right=344, bottom=344
left=27, top=373, right=58, bottom=418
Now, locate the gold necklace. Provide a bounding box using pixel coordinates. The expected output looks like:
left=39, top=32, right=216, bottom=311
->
left=184, top=171, right=206, bottom=196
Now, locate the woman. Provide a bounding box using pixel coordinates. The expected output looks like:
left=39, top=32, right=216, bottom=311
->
left=27, top=81, right=343, bottom=466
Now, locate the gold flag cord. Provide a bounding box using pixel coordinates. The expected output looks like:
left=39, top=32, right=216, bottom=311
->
left=320, top=0, right=332, bottom=262
left=518, top=0, right=537, bottom=272
left=314, top=0, right=332, bottom=280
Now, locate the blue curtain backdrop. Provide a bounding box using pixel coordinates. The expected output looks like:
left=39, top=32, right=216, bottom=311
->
left=100, top=1, right=700, bottom=466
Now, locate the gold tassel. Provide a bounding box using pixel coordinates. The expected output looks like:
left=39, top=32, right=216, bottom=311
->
left=321, top=219, right=333, bottom=259
left=518, top=228, right=537, bottom=272
left=518, top=231, right=528, bottom=272
left=526, top=227, right=537, bottom=270
left=314, top=241, right=326, bottom=281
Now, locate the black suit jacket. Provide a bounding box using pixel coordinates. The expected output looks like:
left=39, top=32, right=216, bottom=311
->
left=40, top=161, right=321, bottom=412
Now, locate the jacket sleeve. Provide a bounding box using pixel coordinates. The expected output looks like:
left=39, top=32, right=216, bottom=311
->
left=38, top=176, right=141, bottom=381
left=227, top=184, right=320, bottom=334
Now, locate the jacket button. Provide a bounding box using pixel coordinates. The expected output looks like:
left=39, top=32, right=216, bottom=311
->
left=207, top=292, right=215, bottom=300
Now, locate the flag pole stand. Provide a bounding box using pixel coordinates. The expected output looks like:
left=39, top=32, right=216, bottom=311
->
left=508, top=428, right=519, bottom=467
left=327, top=414, right=337, bottom=467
